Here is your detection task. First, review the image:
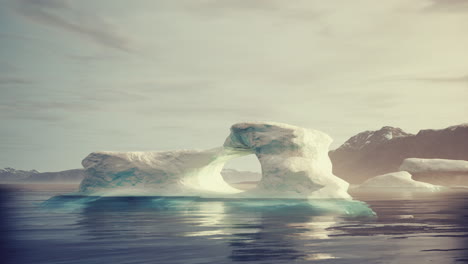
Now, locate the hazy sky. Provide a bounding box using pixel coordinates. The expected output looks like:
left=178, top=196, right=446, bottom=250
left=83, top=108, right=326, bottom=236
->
left=1, top=0, right=467, bottom=172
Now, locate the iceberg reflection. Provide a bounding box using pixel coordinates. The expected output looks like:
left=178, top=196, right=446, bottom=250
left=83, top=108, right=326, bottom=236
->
left=40, top=195, right=375, bottom=261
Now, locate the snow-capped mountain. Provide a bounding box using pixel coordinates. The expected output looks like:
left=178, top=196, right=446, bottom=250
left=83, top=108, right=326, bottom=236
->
left=338, top=126, right=412, bottom=151
left=0, top=168, right=85, bottom=183
left=0, top=167, right=39, bottom=182
left=25, top=169, right=86, bottom=182
left=330, top=124, right=468, bottom=183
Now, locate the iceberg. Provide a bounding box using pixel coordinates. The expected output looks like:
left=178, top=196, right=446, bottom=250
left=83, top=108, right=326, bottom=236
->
left=79, top=122, right=351, bottom=199
left=353, top=171, right=443, bottom=192
left=400, top=158, right=468, bottom=173
left=224, top=123, right=350, bottom=199
left=399, top=158, right=468, bottom=186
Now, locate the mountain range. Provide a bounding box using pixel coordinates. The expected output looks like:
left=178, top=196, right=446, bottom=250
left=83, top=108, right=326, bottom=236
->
left=329, top=124, right=468, bottom=183
left=0, top=168, right=85, bottom=183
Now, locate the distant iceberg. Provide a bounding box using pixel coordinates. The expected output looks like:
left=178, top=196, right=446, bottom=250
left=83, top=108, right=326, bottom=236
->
left=400, top=158, right=468, bottom=173
left=79, top=122, right=351, bottom=199
left=399, top=158, right=468, bottom=186
left=353, top=171, right=443, bottom=192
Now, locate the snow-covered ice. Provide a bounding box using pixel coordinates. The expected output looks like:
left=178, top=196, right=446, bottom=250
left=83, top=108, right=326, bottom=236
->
left=79, top=147, right=247, bottom=196
left=224, top=122, right=350, bottom=199
left=353, top=171, right=443, bottom=192
left=400, top=158, right=468, bottom=173
left=79, top=122, right=351, bottom=199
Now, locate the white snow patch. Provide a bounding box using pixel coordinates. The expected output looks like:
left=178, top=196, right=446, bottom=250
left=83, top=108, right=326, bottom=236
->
left=384, top=132, right=393, bottom=140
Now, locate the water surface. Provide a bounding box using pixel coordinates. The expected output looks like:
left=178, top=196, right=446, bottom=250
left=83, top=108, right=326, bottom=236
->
left=1, top=184, right=468, bottom=264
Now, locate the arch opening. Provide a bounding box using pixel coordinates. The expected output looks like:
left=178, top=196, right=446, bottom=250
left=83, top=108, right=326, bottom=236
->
left=222, top=154, right=262, bottom=191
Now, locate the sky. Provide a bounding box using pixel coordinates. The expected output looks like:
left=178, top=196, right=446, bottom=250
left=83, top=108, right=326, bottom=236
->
left=0, top=0, right=467, bottom=172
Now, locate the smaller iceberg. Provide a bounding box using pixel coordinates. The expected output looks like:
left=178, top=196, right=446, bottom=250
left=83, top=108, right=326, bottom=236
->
left=400, top=158, right=468, bottom=173
left=353, top=171, right=443, bottom=192
left=399, top=158, right=468, bottom=186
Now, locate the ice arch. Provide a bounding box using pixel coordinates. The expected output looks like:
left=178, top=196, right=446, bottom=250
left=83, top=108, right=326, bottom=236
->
left=79, top=122, right=350, bottom=199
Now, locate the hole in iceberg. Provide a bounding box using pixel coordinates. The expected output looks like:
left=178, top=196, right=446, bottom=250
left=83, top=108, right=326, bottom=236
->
left=222, top=154, right=262, bottom=191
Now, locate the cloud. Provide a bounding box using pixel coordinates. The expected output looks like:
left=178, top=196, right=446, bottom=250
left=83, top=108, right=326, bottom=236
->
left=67, top=54, right=118, bottom=62
left=63, top=79, right=212, bottom=104
left=193, top=0, right=280, bottom=12
left=186, top=0, right=324, bottom=20
left=0, top=76, right=33, bottom=85
left=14, top=0, right=133, bottom=52
left=377, top=73, right=468, bottom=85
left=77, top=88, right=149, bottom=103
left=144, top=105, right=266, bottom=115
left=409, top=75, right=468, bottom=83
left=385, top=74, right=468, bottom=83
left=0, top=63, right=20, bottom=73
left=0, top=99, right=101, bottom=122
left=130, top=80, right=218, bottom=94
left=423, top=0, right=468, bottom=12
left=0, top=78, right=220, bottom=123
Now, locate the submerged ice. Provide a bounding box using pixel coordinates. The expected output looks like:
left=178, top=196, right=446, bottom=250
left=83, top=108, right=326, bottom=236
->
left=79, top=122, right=351, bottom=199
left=42, top=195, right=375, bottom=217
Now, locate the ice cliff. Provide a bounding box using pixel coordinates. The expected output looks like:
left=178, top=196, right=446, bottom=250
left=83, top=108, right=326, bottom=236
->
left=79, top=122, right=350, bottom=199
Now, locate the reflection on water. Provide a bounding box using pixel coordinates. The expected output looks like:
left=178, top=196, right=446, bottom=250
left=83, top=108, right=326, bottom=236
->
left=288, top=216, right=336, bottom=240
left=1, top=184, right=468, bottom=264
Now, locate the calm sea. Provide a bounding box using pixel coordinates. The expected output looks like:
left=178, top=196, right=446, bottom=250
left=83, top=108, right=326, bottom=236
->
left=1, top=184, right=468, bottom=264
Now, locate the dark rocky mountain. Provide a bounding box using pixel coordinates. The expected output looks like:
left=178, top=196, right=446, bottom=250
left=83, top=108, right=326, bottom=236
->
left=329, top=124, right=468, bottom=183
left=0, top=168, right=85, bottom=183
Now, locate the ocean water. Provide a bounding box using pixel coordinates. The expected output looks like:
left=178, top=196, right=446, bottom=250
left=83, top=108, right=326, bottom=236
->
left=1, top=184, right=468, bottom=264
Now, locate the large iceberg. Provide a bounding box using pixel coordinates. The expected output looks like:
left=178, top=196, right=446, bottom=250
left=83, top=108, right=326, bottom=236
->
left=79, top=122, right=351, bottom=199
